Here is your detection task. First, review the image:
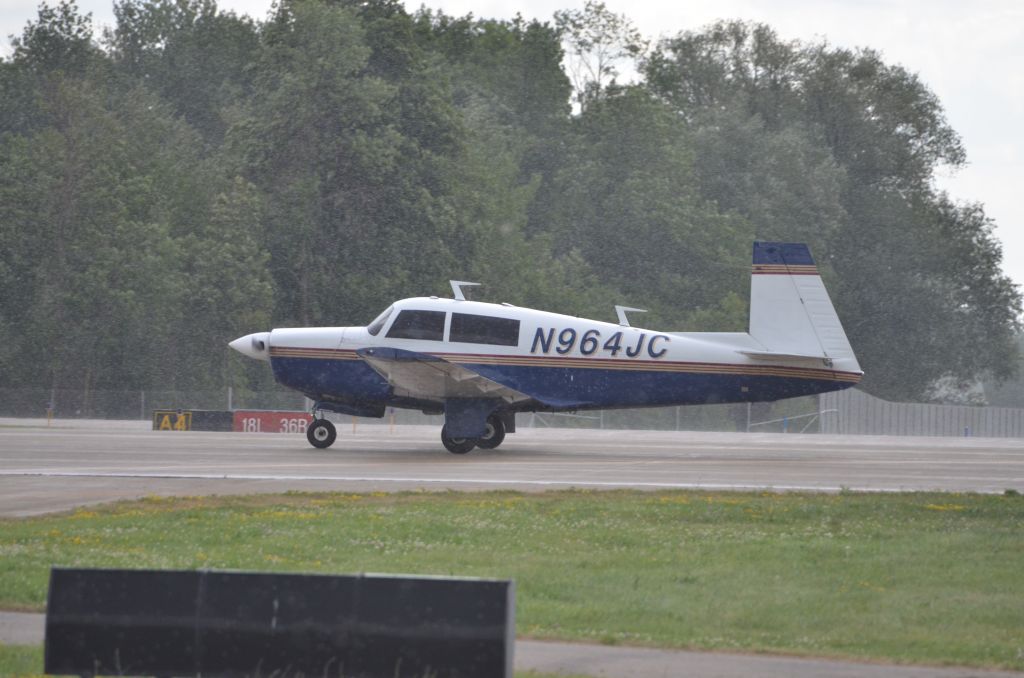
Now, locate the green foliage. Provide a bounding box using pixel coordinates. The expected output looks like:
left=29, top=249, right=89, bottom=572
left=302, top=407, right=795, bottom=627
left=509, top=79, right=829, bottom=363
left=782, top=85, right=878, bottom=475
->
left=688, top=106, right=845, bottom=255
left=108, top=0, right=261, bottom=144
left=10, top=0, right=97, bottom=76
left=540, top=86, right=748, bottom=327
left=554, top=1, right=647, bottom=111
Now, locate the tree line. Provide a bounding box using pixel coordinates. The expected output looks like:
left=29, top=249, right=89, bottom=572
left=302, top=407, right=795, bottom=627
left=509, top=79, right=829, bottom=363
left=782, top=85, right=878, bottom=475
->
left=0, top=0, right=1019, bottom=404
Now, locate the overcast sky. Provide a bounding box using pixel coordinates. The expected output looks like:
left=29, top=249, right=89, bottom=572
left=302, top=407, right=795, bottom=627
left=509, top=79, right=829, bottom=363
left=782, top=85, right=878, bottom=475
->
left=3, top=0, right=1022, bottom=289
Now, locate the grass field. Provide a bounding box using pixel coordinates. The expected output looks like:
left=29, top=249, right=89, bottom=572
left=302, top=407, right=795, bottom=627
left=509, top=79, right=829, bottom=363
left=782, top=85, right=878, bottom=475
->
left=0, top=644, right=43, bottom=678
left=0, top=490, right=1022, bottom=670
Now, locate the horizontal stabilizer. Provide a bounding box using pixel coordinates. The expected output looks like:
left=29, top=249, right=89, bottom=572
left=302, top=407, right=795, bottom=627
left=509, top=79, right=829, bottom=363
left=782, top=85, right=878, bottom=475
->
left=739, top=350, right=833, bottom=365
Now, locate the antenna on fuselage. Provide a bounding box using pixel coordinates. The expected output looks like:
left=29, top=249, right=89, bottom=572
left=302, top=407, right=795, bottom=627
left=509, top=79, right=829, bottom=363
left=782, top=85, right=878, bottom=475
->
left=450, top=280, right=480, bottom=301
left=615, top=305, right=647, bottom=327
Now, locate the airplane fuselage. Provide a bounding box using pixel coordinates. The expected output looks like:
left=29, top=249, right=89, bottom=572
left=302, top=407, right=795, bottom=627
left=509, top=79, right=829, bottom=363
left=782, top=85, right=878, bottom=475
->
left=260, top=298, right=859, bottom=415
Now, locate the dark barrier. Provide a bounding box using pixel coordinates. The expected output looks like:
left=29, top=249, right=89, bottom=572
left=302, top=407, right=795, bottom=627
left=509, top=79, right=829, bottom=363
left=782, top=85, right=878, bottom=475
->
left=45, top=567, right=515, bottom=678
left=152, top=410, right=234, bottom=431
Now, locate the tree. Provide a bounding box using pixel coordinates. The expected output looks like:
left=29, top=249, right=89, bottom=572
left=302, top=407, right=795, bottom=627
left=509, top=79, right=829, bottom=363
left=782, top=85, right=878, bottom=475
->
left=178, top=177, right=275, bottom=387
left=108, top=0, right=261, bottom=144
left=0, top=78, right=180, bottom=396
left=554, top=1, right=646, bottom=112
left=1, top=0, right=100, bottom=138
left=540, top=86, right=749, bottom=328
left=687, top=106, right=846, bottom=258
left=644, top=22, right=801, bottom=126
left=10, top=0, right=96, bottom=76
left=231, top=0, right=466, bottom=325
left=413, top=11, right=571, bottom=169
left=1, top=0, right=276, bottom=400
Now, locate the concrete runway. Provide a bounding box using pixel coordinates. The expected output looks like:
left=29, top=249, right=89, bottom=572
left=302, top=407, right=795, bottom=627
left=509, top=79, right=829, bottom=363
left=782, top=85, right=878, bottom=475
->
left=1, top=419, right=1023, bottom=516
left=2, top=420, right=1023, bottom=676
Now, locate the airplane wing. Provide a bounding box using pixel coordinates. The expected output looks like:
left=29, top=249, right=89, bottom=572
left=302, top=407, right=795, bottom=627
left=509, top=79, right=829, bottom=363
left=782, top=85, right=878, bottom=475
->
left=356, top=347, right=533, bottom=403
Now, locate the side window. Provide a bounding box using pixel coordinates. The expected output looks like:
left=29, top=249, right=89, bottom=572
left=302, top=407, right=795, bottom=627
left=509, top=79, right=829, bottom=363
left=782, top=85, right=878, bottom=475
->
left=385, top=310, right=446, bottom=341
left=450, top=313, right=520, bottom=346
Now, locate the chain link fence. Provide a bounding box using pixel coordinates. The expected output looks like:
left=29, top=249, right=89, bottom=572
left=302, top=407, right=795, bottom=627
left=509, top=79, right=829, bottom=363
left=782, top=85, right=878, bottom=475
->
left=0, top=388, right=305, bottom=420
left=0, top=387, right=826, bottom=433
left=7, top=387, right=1020, bottom=437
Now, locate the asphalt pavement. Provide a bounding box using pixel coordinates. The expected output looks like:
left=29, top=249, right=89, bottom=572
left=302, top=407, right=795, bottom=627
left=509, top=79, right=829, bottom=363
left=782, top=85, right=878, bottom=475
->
left=1, top=421, right=1023, bottom=517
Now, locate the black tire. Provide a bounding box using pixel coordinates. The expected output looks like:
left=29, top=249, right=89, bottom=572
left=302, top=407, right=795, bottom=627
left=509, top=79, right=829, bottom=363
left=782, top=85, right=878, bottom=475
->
left=307, top=418, right=337, bottom=449
left=441, top=426, right=476, bottom=454
left=475, top=414, right=506, bottom=450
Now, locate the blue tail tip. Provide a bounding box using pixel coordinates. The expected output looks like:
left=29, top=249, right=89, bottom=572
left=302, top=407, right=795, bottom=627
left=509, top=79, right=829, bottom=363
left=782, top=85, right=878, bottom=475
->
left=753, top=242, right=815, bottom=266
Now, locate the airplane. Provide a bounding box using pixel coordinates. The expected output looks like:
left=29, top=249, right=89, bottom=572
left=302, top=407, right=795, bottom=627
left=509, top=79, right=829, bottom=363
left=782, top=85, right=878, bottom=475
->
left=229, top=242, right=862, bottom=453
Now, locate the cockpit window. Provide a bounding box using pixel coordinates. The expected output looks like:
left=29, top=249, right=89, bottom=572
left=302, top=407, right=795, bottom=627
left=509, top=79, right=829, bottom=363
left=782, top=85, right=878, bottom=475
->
left=386, top=310, right=446, bottom=341
left=366, top=306, right=394, bottom=336
left=450, top=313, right=520, bottom=346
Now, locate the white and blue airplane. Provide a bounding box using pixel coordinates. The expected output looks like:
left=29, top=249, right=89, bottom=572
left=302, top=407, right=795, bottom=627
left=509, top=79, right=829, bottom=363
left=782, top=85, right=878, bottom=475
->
left=230, top=242, right=861, bottom=453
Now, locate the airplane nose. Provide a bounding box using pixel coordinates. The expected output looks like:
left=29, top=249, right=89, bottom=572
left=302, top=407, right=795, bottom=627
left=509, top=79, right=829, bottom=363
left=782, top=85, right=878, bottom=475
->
left=229, top=332, right=271, bottom=361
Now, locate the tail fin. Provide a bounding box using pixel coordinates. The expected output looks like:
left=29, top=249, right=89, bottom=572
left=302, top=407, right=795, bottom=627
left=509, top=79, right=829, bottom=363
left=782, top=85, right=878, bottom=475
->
left=749, top=242, right=859, bottom=370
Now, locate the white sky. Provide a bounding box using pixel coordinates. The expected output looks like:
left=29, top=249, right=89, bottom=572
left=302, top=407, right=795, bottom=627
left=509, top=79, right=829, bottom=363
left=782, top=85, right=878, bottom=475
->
left=3, top=0, right=1022, bottom=290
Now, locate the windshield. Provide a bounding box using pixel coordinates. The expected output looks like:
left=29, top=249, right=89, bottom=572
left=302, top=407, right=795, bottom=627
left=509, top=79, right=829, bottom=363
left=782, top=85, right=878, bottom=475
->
left=366, top=306, right=394, bottom=336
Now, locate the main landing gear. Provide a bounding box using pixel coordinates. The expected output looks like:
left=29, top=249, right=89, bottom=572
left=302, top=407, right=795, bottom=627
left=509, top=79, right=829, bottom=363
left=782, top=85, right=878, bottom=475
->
left=441, top=414, right=505, bottom=454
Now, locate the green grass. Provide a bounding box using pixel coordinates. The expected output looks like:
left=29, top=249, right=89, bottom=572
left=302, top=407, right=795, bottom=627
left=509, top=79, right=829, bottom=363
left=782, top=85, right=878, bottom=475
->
left=0, top=644, right=43, bottom=677
left=0, top=490, right=1022, bottom=670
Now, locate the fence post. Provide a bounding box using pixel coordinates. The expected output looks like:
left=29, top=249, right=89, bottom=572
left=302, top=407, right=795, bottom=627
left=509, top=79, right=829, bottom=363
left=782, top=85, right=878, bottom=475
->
left=140, top=391, right=145, bottom=421
left=227, top=386, right=233, bottom=412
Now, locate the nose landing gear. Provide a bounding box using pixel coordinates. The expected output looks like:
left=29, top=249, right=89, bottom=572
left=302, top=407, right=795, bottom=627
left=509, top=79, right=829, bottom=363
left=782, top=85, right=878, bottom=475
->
left=306, top=409, right=337, bottom=449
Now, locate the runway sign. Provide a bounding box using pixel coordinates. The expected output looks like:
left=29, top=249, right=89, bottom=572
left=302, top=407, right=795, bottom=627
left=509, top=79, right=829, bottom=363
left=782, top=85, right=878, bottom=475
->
left=233, top=410, right=313, bottom=433
left=45, top=567, right=515, bottom=678
left=152, top=409, right=191, bottom=431
left=152, top=410, right=234, bottom=432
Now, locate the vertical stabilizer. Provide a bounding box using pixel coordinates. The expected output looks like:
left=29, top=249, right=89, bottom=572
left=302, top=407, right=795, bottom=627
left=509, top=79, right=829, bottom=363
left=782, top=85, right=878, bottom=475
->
left=749, top=242, right=859, bottom=368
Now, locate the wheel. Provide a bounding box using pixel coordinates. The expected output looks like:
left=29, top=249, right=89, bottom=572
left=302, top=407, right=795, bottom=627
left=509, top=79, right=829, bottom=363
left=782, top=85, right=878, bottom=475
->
left=475, top=414, right=506, bottom=450
left=441, top=426, right=476, bottom=454
left=307, top=418, right=336, bottom=449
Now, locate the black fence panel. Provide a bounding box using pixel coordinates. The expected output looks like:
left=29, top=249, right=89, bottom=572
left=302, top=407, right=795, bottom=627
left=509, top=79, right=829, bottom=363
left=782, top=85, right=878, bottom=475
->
left=45, top=567, right=515, bottom=678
